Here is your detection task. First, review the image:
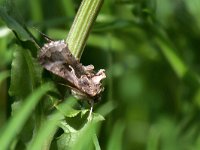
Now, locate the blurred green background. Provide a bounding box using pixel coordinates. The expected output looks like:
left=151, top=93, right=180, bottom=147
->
left=1, top=0, right=200, bottom=149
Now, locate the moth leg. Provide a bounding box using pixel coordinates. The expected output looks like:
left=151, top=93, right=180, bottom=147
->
left=69, top=65, right=76, bottom=76
left=87, top=100, right=94, bottom=121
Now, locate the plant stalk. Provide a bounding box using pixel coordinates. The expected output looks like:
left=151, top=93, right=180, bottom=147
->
left=66, top=0, right=104, bottom=59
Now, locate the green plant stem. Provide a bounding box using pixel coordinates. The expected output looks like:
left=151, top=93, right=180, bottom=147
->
left=66, top=0, right=104, bottom=59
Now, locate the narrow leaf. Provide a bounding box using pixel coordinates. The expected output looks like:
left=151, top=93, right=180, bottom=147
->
left=28, top=112, right=64, bottom=150
left=9, top=46, right=41, bottom=99
left=0, top=70, right=10, bottom=85
left=0, top=83, right=54, bottom=150
left=0, top=6, right=32, bottom=41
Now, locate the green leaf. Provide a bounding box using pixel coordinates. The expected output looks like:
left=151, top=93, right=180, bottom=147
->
left=70, top=120, right=100, bottom=150
left=92, top=134, right=101, bottom=150
left=28, top=96, right=97, bottom=150
left=9, top=46, right=41, bottom=99
left=58, top=119, right=101, bottom=150
left=0, top=70, right=10, bottom=85
left=96, top=101, right=116, bottom=117
left=61, top=0, right=75, bottom=17
left=0, top=83, right=55, bottom=150
left=107, top=121, right=125, bottom=150
left=29, top=0, right=43, bottom=22
left=27, top=112, right=64, bottom=150
left=57, top=121, right=79, bottom=150
left=185, top=0, right=200, bottom=29
left=55, top=97, right=81, bottom=117
left=56, top=108, right=104, bottom=150
left=155, top=38, right=188, bottom=78
left=0, top=5, right=32, bottom=41
left=147, top=126, right=160, bottom=150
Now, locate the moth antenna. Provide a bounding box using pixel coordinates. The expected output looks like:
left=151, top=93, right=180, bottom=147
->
left=33, top=40, right=41, bottom=49
left=32, top=27, right=54, bottom=42
left=58, top=82, right=72, bottom=88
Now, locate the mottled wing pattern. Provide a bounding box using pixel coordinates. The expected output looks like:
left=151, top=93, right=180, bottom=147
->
left=38, top=40, right=75, bottom=84
left=38, top=40, right=106, bottom=102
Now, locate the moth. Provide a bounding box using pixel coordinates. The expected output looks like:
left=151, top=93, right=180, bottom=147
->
left=38, top=39, right=106, bottom=105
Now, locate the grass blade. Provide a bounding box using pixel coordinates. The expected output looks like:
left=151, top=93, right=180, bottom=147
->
left=0, top=83, right=54, bottom=150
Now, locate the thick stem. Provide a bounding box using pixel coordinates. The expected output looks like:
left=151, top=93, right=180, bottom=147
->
left=66, top=0, right=104, bottom=59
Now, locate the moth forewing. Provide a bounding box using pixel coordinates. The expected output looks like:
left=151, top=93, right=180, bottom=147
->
left=38, top=40, right=106, bottom=103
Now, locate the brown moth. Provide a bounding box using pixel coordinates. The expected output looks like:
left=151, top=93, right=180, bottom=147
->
left=38, top=40, right=106, bottom=104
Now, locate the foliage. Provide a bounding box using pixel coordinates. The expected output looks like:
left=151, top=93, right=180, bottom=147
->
left=1, top=0, right=200, bottom=150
